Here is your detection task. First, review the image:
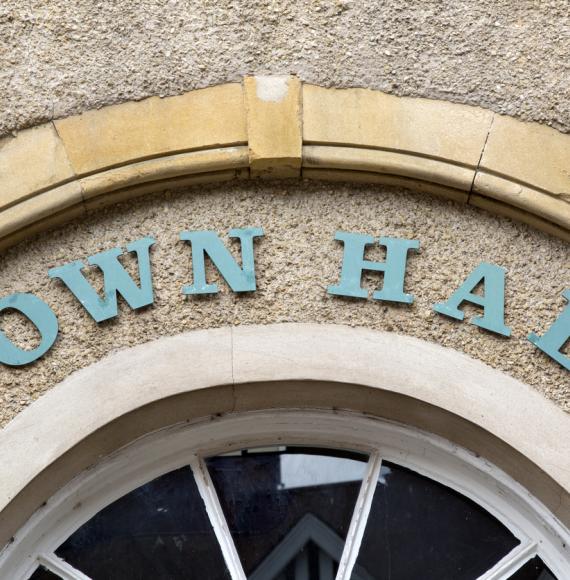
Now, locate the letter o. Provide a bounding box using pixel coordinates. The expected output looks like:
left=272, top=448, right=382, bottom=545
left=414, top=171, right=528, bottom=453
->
left=0, top=293, right=59, bottom=366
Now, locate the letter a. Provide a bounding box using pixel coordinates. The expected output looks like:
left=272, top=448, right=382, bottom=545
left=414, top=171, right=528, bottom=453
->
left=433, top=262, right=510, bottom=336
left=328, top=231, right=420, bottom=303
left=48, top=237, right=156, bottom=323
left=528, top=290, right=570, bottom=371
left=180, top=227, right=264, bottom=294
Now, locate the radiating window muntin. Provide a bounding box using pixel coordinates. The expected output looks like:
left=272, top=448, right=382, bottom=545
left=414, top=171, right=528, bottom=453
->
left=206, top=447, right=369, bottom=578
left=39, top=445, right=555, bottom=579
left=4, top=411, right=567, bottom=580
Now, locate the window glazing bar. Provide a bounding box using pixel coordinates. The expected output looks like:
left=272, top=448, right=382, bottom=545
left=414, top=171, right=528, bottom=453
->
left=476, top=542, right=538, bottom=580
left=336, top=452, right=383, bottom=580
left=37, top=554, right=91, bottom=580
left=189, top=455, right=247, bottom=580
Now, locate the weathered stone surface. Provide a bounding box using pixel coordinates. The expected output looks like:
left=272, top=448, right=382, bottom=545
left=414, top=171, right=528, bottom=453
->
left=79, top=147, right=249, bottom=200
left=473, top=173, right=570, bottom=232
left=303, top=84, right=493, bottom=169
left=0, top=79, right=567, bottom=249
left=0, top=124, right=75, bottom=211
left=55, top=84, right=247, bottom=176
left=470, top=193, right=570, bottom=243
left=302, top=167, right=469, bottom=203
left=245, top=76, right=302, bottom=178
left=302, top=145, right=472, bottom=199
left=0, top=181, right=84, bottom=240
left=474, top=115, right=570, bottom=230
left=479, top=114, right=570, bottom=198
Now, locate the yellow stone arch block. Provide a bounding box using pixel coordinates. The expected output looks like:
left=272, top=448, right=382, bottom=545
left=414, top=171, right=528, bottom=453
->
left=0, top=75, right=568, bottom=250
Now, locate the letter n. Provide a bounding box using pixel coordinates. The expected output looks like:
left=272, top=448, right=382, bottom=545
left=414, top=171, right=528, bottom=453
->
left=180, top=228, right=264, bottom=294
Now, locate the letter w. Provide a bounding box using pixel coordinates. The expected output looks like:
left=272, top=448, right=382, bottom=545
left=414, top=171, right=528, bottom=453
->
left=48, top=237, right=156, bottom=322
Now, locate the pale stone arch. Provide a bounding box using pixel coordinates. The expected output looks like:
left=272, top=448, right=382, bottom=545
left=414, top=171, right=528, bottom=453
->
left=1, top=323, right=569, bottom=550
left=0, top=75, right=568, bottom=251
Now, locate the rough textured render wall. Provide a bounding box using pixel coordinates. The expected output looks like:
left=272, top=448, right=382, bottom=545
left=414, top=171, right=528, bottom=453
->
left=0, top=181, right=567, bottom=426
left=1, top=0, right=569, bottom=137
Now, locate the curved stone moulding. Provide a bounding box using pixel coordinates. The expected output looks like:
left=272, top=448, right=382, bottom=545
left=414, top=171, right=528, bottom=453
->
left=1, top=324, right=570, bottom=549
left=0, top=75, right=568, bottom=251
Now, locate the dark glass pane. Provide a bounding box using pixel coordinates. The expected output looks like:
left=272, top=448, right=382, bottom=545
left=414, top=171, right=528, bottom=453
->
left=509, top=556, right=557, bottom=580
left=206, top=447, right=368, bottom=579
left=29, top=567, right=60, bottom=579
left=351, top=462, right=519, bottom=580
left=56, top=466, right=230, bottom=580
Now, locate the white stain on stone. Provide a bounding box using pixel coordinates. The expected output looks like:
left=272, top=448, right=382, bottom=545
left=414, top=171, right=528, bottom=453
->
left=255, top=75, right=289, bottom=102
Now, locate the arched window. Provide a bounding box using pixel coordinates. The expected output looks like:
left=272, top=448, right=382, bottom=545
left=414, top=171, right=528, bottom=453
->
left=5, top=411, right=568, bottom=580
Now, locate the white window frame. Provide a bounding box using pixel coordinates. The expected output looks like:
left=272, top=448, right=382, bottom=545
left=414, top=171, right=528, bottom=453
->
left=1, top=409, right=569, bottom=579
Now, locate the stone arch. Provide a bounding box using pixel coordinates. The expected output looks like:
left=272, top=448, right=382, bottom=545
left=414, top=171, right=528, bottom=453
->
left=1, top=323, right=569, bottom=548
left=0, top=76, right=568, bottom=252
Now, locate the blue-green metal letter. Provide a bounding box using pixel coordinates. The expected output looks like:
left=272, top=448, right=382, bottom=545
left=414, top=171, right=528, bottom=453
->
left=433, top=262, right=511, bottom=336
left=180, top=227, right=264, bottom=294
left=528, top=290, right=570, bottom=371
left=0, top=293, right=58, bottom=366
left=327, top=231, right=420, bottom=303
left=48, top=237, right=156, bottom=323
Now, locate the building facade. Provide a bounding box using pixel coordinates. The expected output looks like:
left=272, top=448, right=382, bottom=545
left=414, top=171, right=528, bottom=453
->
left=0, top=3, right=568, bottom=579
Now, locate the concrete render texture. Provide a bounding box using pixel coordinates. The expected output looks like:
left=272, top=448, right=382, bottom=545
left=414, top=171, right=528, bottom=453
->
left=1, top=1, right=569, bottom=138
left=0, top=180, right=567, bottom=427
